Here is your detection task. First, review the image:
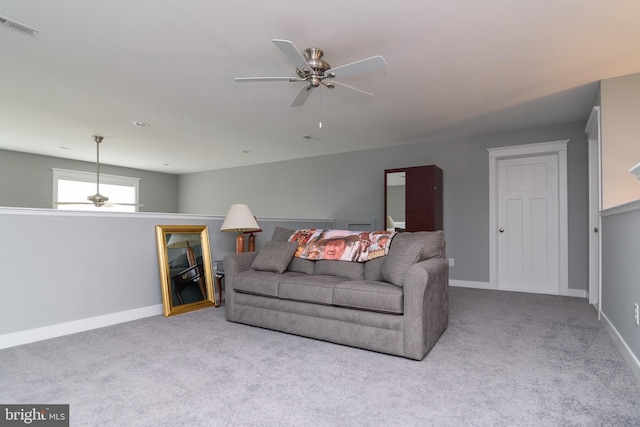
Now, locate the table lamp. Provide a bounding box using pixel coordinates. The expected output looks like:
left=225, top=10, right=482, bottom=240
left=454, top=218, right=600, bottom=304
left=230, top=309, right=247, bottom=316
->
left=243, top=216, right=263, bottom=252
left=220, top=204, right=261, bottom=253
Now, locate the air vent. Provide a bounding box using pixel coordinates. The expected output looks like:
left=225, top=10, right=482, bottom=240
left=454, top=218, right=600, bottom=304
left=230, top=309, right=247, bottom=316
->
left=0, top=15, right=39, bottom=36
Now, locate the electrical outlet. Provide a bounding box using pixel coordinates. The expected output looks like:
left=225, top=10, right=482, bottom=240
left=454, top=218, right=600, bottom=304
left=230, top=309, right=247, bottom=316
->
left=635, top=303, right=639, bottom=326
left=449, top=258, right=455, bottom=267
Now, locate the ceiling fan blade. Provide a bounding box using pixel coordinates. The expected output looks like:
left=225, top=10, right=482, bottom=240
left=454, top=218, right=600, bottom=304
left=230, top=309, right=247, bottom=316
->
left=328, top=55, right=387, bottom=79
left=234, top=77, right=294, bottom=82
left=331, top=81, right=374, bottom=97
left=272, top=39, right=311, bottom=72
left=290, top=86, right=312, bottom=107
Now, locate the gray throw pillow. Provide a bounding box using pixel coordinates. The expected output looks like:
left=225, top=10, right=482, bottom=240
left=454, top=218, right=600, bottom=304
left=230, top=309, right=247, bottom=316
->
left=251, top=241, right=299, bottom=273
left=380, top=239, right=425, bottom=287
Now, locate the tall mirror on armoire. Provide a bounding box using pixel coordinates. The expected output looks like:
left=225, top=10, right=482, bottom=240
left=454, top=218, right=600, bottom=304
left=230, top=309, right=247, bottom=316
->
left=384, top=165, right=443, bottom=232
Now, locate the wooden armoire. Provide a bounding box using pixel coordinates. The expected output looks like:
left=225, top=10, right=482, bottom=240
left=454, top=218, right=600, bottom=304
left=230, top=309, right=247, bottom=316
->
left=384, top=165, right=443, bottom=232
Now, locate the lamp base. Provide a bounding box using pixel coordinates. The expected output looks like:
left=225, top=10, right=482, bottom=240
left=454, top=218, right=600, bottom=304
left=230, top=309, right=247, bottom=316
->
left=248, top=233, right=256, bottom=252
left=235, top=233, right=246, bottom=254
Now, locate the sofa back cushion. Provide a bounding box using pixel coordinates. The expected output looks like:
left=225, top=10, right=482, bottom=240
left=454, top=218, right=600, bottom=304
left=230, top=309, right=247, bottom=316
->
left=364, top=257, right=385, bottom=281
left=287, top=257, right=315, bottom=275
left=391, top=230, right=445, bottom=261
left=271, top=226, right=294, bottom=242
left=314, top=260, right=365, bottom=280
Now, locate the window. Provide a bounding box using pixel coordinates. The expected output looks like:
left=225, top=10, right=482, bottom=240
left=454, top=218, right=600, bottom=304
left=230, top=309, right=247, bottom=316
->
left=53, top=168, right=141, bottom=212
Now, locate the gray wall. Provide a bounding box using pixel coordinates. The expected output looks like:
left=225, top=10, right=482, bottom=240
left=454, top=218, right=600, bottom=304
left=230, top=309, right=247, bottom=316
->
left=598, top=72, right=640, bottom=374
left=0, top=208, right=332, bottom=340
left=179, top=121, right=589, bottom=290
left=0, top=149, right=179, bottom=213
left=601, top=204, right=640, bottom=363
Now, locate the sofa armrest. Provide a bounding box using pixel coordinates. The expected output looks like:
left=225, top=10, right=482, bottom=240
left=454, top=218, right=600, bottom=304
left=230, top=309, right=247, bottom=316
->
left=402, top=257, right=449, bottom=359
left=223, top=251, right=258, bottom=275
left=223, top=251, right=258, bottom=320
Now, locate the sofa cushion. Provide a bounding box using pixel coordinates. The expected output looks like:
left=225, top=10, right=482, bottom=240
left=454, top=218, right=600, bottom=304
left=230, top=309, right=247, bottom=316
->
left=333, top=281, right=404, bottom=314
left=364, top=257, right=385, bottom=281
left=287, top=257, right=315, bottom=275
left=392, top=230, right=445, bottom=261
left=381, top=239, right=425, bottom=287
left=251, top=241, right=298, bottom=273
left=271, top=226, right=294, bottom=242
left=314, top=260, right=365, bottom=280
left=278, top=275, right=345, bottom=305
left=233, top=271, right=302, bottom=297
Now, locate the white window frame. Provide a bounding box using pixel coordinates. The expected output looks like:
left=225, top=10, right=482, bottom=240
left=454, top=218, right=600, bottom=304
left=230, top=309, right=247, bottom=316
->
left=52, top=168, right=141, bottom=212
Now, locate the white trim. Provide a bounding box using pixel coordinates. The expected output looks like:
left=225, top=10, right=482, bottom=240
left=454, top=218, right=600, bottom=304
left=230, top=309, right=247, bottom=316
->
left=601, top=311, right=640, bottom=383
left=52, top=167, right=141, bottom=184
left=487, top=140, right=570, bottom=296
left=585, top=106, right=602, bottom=315
left=449, top=280, right=586, bottom=298
left=449, top=279, right=493, bottom=290
left=0, top=206, right=226, bottom=220
left=601, top=199, right=640, bottom=217
left=567, top=288, right=587, bottom=298
left=0, top=305, right=163, bottom=350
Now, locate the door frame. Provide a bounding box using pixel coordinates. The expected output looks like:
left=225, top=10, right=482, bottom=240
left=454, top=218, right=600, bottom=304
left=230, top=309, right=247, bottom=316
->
left=585, top=106, right=602, bottom=315
left=488, top=140, right=569, bottom=295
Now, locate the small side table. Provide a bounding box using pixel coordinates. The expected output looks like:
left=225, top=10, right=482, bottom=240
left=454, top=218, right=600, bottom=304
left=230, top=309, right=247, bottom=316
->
left=214, top=272, right=224, bottom=306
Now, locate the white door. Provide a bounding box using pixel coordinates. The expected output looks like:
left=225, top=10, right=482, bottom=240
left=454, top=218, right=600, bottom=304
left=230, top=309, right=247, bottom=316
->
left=497, top=155, right=560, bottom=294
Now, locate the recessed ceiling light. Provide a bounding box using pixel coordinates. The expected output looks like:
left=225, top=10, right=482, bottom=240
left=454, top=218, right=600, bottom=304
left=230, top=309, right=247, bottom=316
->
left=133, top=121, right=150, bottom=127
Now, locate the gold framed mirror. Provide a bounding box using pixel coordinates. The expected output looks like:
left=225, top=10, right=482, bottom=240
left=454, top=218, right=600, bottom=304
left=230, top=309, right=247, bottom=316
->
left=155, top=225, right=216, bottom=316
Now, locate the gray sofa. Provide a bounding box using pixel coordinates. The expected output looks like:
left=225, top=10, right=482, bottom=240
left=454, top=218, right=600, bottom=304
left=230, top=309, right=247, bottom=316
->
left=223, top=227, right=449, bottom=360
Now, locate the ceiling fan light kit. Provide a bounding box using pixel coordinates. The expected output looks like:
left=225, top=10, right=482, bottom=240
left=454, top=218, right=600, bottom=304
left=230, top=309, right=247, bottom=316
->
left=235, top=39, right=387, bottom=107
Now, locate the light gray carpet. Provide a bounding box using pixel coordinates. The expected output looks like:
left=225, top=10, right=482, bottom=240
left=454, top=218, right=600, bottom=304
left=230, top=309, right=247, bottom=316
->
left=1, top=287, right=639, bottom=426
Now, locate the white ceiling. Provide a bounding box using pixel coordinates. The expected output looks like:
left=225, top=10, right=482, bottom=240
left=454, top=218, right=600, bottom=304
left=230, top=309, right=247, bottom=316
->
left=2, top=1, right=640, bottom=174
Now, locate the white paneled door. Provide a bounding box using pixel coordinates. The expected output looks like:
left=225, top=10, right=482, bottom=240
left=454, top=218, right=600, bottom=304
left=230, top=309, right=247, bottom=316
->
left=497, top=155, right=560, bottom=294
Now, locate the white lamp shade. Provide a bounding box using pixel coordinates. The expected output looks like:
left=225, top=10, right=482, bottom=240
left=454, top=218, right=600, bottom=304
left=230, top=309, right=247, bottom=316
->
left=220, top=204, right=261, bottom=232
left=166, top=233, right=201, bottom=249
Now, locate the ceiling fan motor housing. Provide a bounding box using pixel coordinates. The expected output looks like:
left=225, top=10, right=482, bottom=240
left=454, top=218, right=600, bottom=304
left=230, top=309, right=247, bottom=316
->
left=299, top=48, right=331, bottom=86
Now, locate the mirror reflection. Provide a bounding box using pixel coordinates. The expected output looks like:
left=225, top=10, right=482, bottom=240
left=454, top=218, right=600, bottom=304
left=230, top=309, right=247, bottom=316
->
left=156, top=225, right=216, bottom=316
left=385, top=171, right=406, bottom=231
left=167, top=233, right=206, bottom=305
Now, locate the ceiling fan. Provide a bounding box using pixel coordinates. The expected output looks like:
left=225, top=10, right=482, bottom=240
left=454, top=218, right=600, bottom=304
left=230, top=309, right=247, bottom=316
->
left=234, top=39, right=387, bottom=107
left=54, top=135, right=143, bottom=208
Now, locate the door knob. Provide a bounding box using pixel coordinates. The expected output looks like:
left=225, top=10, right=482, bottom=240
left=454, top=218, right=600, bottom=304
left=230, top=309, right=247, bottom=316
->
left=499, top=228, right=504, bottom=233
left=593, top=227, right=599, bottom=233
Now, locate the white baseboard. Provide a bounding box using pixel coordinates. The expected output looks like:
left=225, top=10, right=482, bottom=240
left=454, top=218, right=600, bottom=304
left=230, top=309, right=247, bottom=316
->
left=449, top=280, right=493, bottom=290
left=567, top=289, right=587, bottom=298
left=0, top=304, right=164, bottom=350
left=601, top=312, right=640, bottom=383
left=449, top=280, right=587, bottom=298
